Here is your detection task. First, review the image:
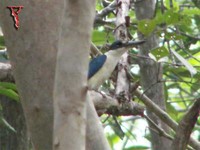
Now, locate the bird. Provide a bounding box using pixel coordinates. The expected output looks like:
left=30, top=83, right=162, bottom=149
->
left=88, top=40, right=145, bottom=90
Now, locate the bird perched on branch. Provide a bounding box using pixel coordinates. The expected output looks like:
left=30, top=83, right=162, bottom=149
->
left=88, top=40, right=145, bottom=90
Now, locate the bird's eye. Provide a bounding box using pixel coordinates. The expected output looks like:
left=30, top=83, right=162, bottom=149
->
left=117, top=41, right=122, bottom=45
left=109, top=40, right=123, bottom=50
left=115, top=41, right=123, bottom=47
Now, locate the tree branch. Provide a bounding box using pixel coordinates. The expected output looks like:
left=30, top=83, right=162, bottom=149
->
left=86, top=96, right=111, bottom=150
left=89, top=91, right=144, bottom=116
left=0, top=63, right=144, bottom=117
left=90, top=42, right=102, bottom=56
left=144, top=115, right=174, bottom=141
left=171, top=98, right=200, bottom=150
left=95, top=1, right=116, bottom=24
left=134, top=89, right=200, bottom=149
left=1, top=51, right=199, bottom=149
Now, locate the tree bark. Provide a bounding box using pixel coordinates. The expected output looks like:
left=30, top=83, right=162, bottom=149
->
left=53, top=0, right=96, bottom=150
left=135, top=1, right=172, bottom=149
left=0, top=1, right=113, bottom=149
left=114, top=0, right=131, bottom=100
left=86, top=97, right=111, bottom=150
left=0, top=1, right=64, bottom=149
left=171, top=98, right=200, bottom=150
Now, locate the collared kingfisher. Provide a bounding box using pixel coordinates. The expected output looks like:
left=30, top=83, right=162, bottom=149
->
left=88, top=40, right=145, bottom=90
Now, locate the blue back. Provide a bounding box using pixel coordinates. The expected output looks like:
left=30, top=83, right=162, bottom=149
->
left=88, top=55, right=107, bottom=79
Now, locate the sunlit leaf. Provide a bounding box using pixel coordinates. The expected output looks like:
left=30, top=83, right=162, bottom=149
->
left=181, top=8, right=200, bottom=16
left=164, top=0, right=179, bottom=11
left=138, top=19, right=156, bottom=36
left=92, top=30, right=107, bottom=45
left=151, top=46, right=169, bottom=60
left=92, top=30, right=114, bottom=45
left=164, top=10, right=180, bottom=25
left=166, top=103, right=179, bottom=121
left=124, top=145, right=150, bottom=150
left=164, top=32, right=184, bottom=40
left=107, top=133, right=120, bottom=149
left=96, top=1, right=104, bottom=11
left=154, top=10, right=165, bottom=25
left=171, top=49, right=197, bottom=77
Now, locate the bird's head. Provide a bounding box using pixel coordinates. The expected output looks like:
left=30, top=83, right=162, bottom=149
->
left=109, top=40, right=145, bottom=50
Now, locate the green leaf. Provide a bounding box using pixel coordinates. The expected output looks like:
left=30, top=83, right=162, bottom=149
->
left=178, top=16, right=193, bottom=33
left=191, top=79, right=200, bottom=92
left=181, top=8, right=200, bottom=16
left=154, top=11, right=165, bottom=25
left=124, top=145, right=150, bottom=150
left=164, top=83, right=168, bottom=103
left=92, top=30, right=106, bottom=45
left=0, top=36, right=5, bottom=49
left=170, top=49, right=197, bottom=77
left=92, top=30, right=114, bottom=45
left=0, top=87, right=20, bottom=102
left=110, top=122, right=125, bottom=140
left=0, top=82, right=18, bottom=92
left=138, top=19, right=156, bottom=36
left=165, top=67, right=191, bottom=78
left=164, top=0, right=179, bottom=11
left=166, top=103, right=178, bottom=120
left=0, top=117, right=16, bottom=132
left=151, top=46, right=169, bottom=60
left=107, top=133, right=120, bottom=149
left=164, top=32, right=184, bottom=40
left=164, top=10, right=180, bottom=25
left=96, top=1, right=104, bottom=11
left=0, top=103, right=2, bottom=111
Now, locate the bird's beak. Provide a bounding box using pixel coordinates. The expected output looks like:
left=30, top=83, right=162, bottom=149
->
left=123, top=40, right=145, bottom=48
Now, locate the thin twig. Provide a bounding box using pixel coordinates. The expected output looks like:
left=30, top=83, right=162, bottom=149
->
left=134, top=89, right=200, bottom=149
left=144, top=115, right=174, bottom=140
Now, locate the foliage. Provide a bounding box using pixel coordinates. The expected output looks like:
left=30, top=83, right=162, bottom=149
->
left=0, top=0, right=199, bottom=149
left=0, top=82, right=19, bottom=133
left=0, top=33, right=19, bottom=132
left=94, top=0, right=200, bottom=149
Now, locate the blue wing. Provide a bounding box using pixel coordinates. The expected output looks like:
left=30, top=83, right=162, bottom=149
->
left=88, top=55, right=107, bottom=79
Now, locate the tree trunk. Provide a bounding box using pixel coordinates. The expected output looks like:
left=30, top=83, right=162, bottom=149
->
left=135, top=1, right=172, bottom=149
left=0, top=1, right=64, bottom=149
left=53, top=0, right=96, bottom=150
left=86, top=97, right=111, bottom=150
left=0, top=1, right=110, bottom=149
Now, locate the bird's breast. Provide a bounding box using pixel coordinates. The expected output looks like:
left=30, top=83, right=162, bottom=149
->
left=88, top=55, right=119, bottom=90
